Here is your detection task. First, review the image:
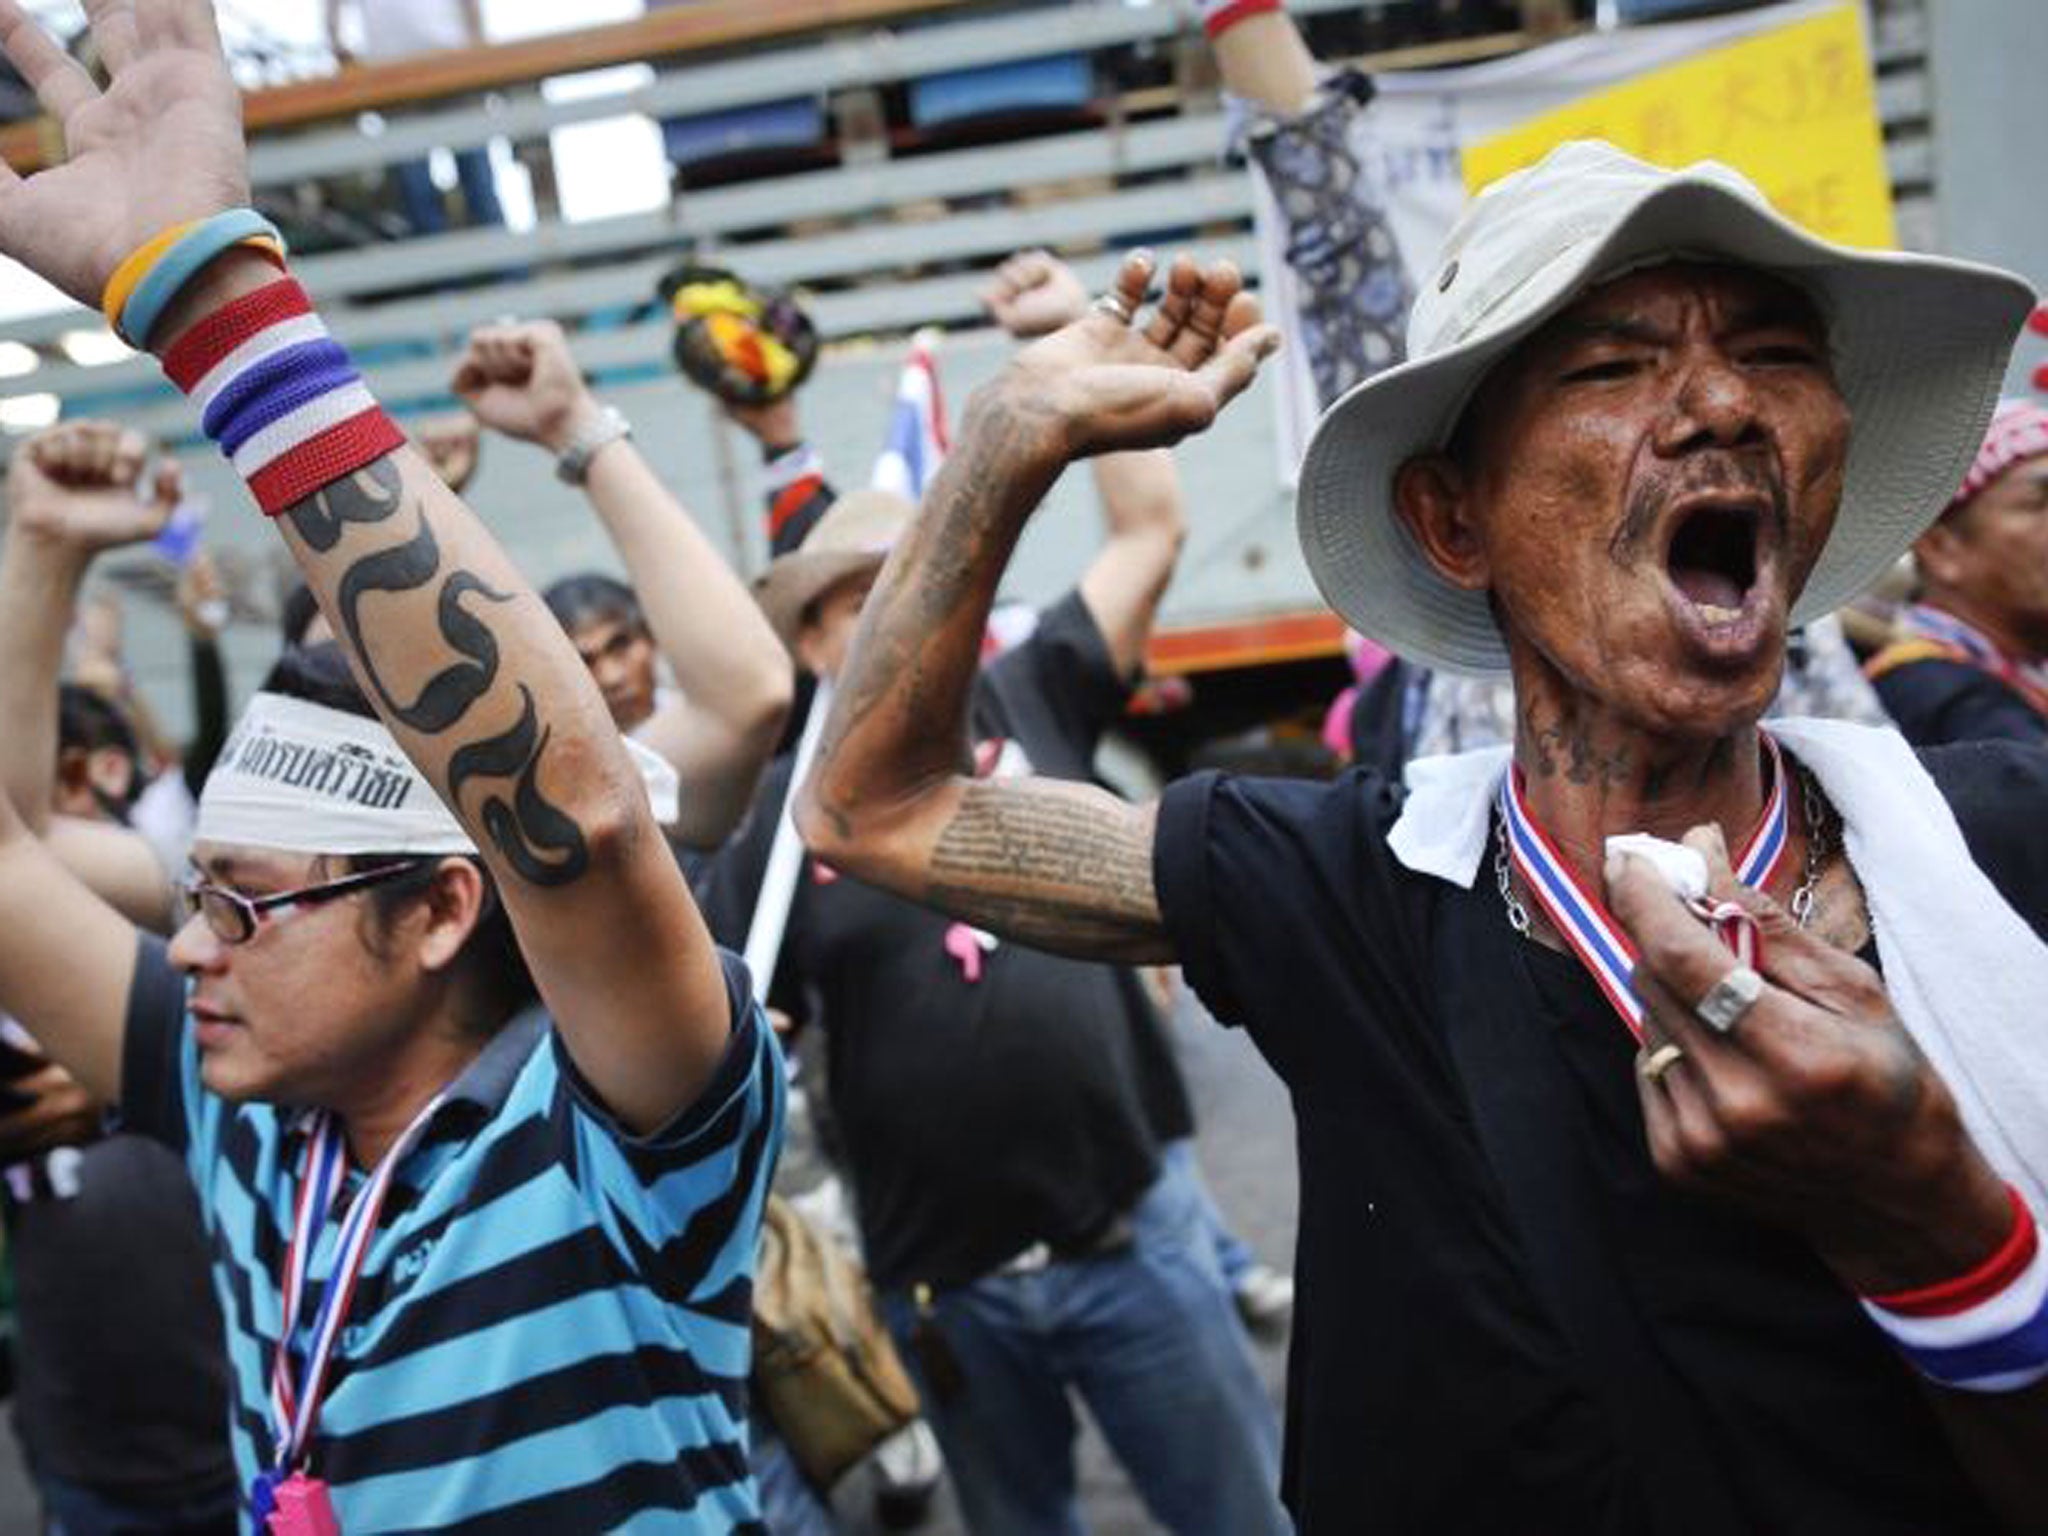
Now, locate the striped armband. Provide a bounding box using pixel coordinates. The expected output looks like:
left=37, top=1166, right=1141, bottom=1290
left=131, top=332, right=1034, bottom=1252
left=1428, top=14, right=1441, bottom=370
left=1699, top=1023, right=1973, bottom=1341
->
left=1859, top=1186, right=2048, bottom=1393
left=161, top=276, right=406, bottom=517
left=1198, top=0, right=1283, bottom=40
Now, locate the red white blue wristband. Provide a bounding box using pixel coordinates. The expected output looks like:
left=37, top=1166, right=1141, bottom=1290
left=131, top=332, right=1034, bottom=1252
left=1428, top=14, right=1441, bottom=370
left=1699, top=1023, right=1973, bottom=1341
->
left=1860, top=1186, right=2048, bottom=1392
left=1199, top=0, right=1283, bottom=39
left=161, top=275, right=405, bottom=516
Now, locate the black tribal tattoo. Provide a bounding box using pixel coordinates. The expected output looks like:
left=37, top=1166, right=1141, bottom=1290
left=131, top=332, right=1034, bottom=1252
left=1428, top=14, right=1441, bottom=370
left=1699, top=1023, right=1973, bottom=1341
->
left=284, top=459, right=405, bottom=552
left=281, top=458, right=591, bottom=889
left=446, top=685, right=590, bottom=887
left=334, top=509, right=512, bottom=733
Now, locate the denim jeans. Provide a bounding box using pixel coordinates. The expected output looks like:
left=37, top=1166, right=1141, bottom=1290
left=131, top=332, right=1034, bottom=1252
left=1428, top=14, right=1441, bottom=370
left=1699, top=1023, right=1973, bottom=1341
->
left=1161, top=1138, right=1261, bottom=1293
left=393, top=147, right=503, bottom=236
left=880, top=1161, right=1290, bottom=1536
left=750, top=1410, right=841, bottom=1536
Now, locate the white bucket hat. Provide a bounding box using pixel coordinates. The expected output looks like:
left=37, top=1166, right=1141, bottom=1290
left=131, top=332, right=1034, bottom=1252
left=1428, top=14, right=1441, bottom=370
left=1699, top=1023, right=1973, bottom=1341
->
left=1296, top=139, right=2037, bottom=675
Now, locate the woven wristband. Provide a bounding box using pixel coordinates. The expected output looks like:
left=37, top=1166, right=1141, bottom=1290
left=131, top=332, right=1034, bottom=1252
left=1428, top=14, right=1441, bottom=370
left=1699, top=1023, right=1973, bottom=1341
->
left=162, top=275, right=405, bottom=517
left=105, top=209, right=287, bottom=349
left=1198, top=0, right=1283, bottom=40
left=1860, top=1186, right=2048, bottom=1392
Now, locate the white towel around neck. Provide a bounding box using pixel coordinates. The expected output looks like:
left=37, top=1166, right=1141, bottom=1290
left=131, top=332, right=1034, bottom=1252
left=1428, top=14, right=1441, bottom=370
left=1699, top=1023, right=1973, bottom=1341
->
left=1387, top=718, right=2048, bottom=1212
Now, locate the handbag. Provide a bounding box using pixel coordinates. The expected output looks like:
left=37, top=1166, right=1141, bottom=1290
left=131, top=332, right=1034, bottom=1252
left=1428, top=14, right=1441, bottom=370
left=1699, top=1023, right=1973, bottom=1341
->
left=752, top=1192, right=922, bottom=1489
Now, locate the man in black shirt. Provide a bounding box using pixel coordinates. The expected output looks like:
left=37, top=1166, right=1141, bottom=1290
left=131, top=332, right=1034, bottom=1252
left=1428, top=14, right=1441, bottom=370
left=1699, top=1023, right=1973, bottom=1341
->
left=1866, top=398, right=2048, bottom=745
left=702, top=332, right=1289, bottom=1529
left=800, top=142, right=2048, bottom=1531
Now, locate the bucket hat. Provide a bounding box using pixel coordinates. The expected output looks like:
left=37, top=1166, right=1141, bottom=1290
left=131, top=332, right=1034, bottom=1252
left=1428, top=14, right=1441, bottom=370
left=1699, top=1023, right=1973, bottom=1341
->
left=753, top=488, right=915, bottom=644
left=1296, top=139, right=2037, bottom=675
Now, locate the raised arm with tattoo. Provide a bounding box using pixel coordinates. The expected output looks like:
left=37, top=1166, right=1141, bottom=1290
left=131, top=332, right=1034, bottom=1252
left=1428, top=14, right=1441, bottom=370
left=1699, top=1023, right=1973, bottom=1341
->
left=453, top=320, right=792, bottom=846
left=798, top=252, right=1276, bottom=961
left=0, top=0, right=730, bottom=1132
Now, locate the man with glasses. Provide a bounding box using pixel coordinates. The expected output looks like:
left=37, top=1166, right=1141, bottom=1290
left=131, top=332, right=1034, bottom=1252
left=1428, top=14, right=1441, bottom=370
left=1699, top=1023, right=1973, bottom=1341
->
left=0, top=5, right=784, bottom=1526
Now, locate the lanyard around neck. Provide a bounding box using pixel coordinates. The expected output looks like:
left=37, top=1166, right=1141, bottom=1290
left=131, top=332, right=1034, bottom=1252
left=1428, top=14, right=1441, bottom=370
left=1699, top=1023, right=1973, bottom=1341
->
left=268, top=1092, right=446, bottom=1472
left=1497, top=732, right=1789, bottom=1042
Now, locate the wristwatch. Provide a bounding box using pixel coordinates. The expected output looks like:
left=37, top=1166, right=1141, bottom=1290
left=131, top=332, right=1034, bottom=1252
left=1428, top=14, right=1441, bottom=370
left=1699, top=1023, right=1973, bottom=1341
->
left=555, top=404, right=632, bottom=485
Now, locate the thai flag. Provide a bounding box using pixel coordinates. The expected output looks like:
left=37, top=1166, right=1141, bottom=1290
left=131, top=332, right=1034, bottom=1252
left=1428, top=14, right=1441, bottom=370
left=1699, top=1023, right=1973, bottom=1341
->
left=870, top=328, right=949, bottom=503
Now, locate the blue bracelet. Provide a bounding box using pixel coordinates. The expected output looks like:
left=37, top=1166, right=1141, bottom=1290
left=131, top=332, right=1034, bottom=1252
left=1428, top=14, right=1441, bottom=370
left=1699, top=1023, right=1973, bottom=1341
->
left=120, top=209, right=285, bottom=349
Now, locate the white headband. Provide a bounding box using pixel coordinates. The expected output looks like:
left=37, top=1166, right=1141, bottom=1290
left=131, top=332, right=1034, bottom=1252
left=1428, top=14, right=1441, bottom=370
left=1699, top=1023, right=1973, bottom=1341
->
left=196, top=691, right=680, bottom=857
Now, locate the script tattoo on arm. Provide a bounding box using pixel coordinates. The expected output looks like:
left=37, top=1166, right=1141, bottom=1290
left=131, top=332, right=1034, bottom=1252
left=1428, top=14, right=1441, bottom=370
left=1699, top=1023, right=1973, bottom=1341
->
left=926, top=780, right=1171, bottom=963
left=279, top=456, right=592, bottom=890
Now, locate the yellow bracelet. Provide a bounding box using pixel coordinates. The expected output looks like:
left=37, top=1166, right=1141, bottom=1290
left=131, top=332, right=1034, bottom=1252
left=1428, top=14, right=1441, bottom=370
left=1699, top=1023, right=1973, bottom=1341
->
left=100, top=221, right=197, bottom=334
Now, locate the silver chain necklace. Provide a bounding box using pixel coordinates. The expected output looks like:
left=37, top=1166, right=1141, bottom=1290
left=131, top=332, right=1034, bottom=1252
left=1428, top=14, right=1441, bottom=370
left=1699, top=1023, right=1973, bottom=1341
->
left=1493, top=762, right=1832, bottom=937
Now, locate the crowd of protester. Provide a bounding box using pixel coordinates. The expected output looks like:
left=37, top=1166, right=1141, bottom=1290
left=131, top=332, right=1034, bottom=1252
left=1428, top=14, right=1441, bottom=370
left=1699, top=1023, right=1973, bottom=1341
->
left=0, top=1, right=2042, bottom=1533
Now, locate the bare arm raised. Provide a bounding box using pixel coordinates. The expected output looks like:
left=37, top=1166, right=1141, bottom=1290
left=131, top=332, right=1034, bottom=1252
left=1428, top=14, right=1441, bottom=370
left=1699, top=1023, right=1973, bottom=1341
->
left=0, top=422, right=180, bottom=931
left=0, top=0, right=732, bottom=1134
left=453, top=320, right=792, bottom=848
left=796, top=252, right=1277, bottom=963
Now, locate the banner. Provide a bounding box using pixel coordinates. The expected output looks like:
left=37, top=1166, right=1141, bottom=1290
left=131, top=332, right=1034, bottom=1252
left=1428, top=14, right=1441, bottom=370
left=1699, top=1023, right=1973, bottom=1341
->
left=1463, top=2, right=1892, bottom=249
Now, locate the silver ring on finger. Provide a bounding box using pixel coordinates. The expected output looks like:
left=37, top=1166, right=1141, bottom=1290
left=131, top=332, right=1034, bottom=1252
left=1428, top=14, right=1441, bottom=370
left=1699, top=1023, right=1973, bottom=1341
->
left=1640, top=1041, right=1686, bottom=1088
left=1091, top=291, right=1134, bottom=324
left=1694, top=962, right=1764, bottom=1035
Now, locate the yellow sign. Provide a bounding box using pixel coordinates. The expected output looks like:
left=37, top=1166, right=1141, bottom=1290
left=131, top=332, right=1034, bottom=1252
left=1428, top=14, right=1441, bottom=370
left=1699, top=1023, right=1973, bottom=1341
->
left=1462, top=2, right=1894, bottom=248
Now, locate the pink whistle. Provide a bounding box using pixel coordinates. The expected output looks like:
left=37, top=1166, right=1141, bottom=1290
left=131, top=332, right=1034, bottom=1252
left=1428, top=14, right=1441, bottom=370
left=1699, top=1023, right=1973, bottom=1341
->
left=268, top=1472, right=341, bottom=1536
left=944, top=923, right=994, bottom=983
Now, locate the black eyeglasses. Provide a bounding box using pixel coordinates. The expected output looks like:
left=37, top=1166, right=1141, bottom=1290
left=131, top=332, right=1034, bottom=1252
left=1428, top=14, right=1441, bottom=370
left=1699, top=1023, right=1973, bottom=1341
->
left=176, top=860, right=430, bottom=946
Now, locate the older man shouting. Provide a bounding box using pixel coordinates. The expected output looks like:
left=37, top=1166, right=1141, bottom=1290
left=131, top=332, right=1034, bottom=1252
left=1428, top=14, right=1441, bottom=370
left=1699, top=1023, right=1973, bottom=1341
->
left=802, top=141, right=2047, bottom=1532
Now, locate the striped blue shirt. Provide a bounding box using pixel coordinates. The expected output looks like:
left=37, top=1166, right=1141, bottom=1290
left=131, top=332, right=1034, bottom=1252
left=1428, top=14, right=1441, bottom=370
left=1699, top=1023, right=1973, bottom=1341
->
left=120, top=937, right=784, bottom=1533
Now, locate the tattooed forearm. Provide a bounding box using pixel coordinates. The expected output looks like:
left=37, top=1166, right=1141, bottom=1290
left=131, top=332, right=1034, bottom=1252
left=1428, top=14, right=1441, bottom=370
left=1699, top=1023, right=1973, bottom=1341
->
left=446, top=685, right=590, bottom=886
left=284, top=459, right=405, bottom=551
left=926, top=781, right=1170, bottom=963
left=811, top=391, right=1061, bottom=827
left=280, top=455, right=597, bottom=892
left=334, top=509, right=517, bottom=732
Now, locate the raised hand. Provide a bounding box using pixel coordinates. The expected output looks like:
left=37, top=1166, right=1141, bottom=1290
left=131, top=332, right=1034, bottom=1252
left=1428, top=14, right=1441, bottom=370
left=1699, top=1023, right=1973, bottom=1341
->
left=982, top=249, right=1090, bottom=340
left=721, top=395, right=803, bottom=454
left=8, top=419, right=180, bottom=551
left=0, top=0, right=248, bottom=307
left=1607, top=825, right=2012, bottom=1295
left=451, top=319, right=600, bottom=453
left=411, top=411, right=483, bottom=493
left=999, top=251, right=1279, bottom=460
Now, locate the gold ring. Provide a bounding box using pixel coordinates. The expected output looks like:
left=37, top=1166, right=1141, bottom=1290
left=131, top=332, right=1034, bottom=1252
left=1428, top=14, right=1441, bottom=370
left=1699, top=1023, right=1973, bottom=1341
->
left=1641, top=1042, right=1686, bottom=1087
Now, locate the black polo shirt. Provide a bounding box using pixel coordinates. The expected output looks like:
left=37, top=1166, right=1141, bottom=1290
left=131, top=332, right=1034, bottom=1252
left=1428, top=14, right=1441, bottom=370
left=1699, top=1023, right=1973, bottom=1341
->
left=1152, top=741, right=2048, bottom=1533
left=702, top=592, right=1192, bottom=1291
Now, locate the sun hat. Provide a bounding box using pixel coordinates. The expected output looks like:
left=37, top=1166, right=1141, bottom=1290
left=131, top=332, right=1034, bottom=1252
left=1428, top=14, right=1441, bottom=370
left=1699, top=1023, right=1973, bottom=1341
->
left=753, top=488, right=916, bottom=644
left=1296, top=139, right=2037, bottom=675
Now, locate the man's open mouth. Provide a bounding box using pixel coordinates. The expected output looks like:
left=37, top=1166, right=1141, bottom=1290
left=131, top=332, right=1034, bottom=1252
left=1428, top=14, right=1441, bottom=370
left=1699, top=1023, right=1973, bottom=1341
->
left=1664, top=500, right=1763, bottom=622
